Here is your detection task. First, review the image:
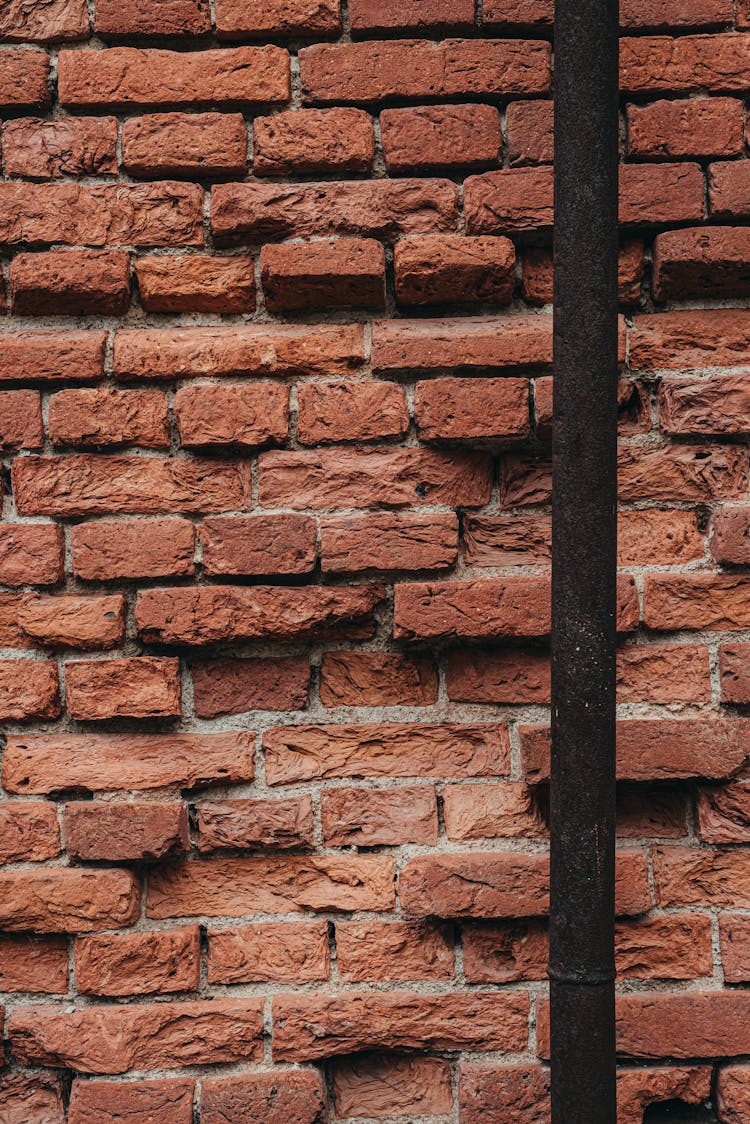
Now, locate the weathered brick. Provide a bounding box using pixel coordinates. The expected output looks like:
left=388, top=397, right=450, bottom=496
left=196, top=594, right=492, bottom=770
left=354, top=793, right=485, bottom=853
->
left=618, top=444, right=749, bottom=502
left=68, top=1079, right=195, bottom=1124
left=321, top=785, right=438, bottom=846
left=654, top=227, right=750, bottom=300
left=122, top=113, right=248, bottom=178
left=174, top=382, right=289, bottom=449
left=16, top=593, right=125, bottom=650
left=72, top=518, right=196, bottom=581
left=717, top=1066, right=750, bottom=1124
left=49, top=388, right=169, bottom=449
left=721, top=642, right=750, bottom=703
left=0, top=801, right=60, bottom=863
left=196, top=796, right=314, bottom=851
left=712, top=508, right=750, bottom=565
left=507, top=99, right=553, bottom=165
left=297, top=381, right=409, bottom=445
left=65, top=801, right=188, bottom=862
left=414, top=376, right=530, bottom=442
left=660, top=372, right=750, bottom=435
left=208, top=921, right=329, bottom=984
left=65, top=657, right=181, bottom=721
left=630, top=309, right=750, bottom=370
left=0, top=661, right=60, bottom=722
left=136, top=254, right=255, bottom=313
left=95, top=0, right=210, bottom=35
left=320, top=651, right=438, bottom=706
left=10, top=249, right=130, bottom=316
left=0, top=391, right=44, bottom=451
left=654, top=846, right=750, bottom=907
left=261, top=238, right=385, bottom=312
left=0, top=934, right=68, bottom=994
left=697, top=782, right=750, bottom=842
left=349, top=0, right=474, bottom=33
left=192, top=656, right=310, bottom=716
left=0, top=50, right=50, bottom=109
left=320, top=512, right=458, bottom=572
left=217, top=0, right=340, bottom=36
left=254, top=108, right=374, bottom=175
left=0, top=524, right=64, bottom=586
left=395, top=235, right=515, bottom=306
left=201, top=1072, right=327, bottom=1124
left=0, top=330, right=105, bottom=384
left=443, top=782, right=547, bottom=841
left=720, top=919, right=750, bottom=983
left=3, top=117, right=117, bottom=178
left=0, top=868, right=139, bottom=932
left=336, top=921, right=454, bottom=981
left=333, top=1055, right=453, bottom=1119
left=381, top=104, right=502, bottom=173
left=645, top=574, right=750, bottom=630
left=0, top=1072, right=65, bottom=1124
left=372, top=314, right=553, bottom=373
left=0, top=0, right=88, bottom=41
left=627, top=97, right=743, bottom=159
left=611, top=992, right=750, bottom=1059
left=621, top=33, right=750, bottom=94
left=75, top=926, right=200, bottom=997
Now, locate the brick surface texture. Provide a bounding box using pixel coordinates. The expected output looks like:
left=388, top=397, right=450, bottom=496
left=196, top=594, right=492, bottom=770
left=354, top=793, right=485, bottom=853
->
left=0, top=2, right=747, bottom=1121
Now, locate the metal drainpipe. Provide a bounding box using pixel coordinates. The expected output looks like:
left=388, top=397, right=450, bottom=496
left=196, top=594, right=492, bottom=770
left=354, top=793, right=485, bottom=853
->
left=549, top=0, right=620, bottom=1119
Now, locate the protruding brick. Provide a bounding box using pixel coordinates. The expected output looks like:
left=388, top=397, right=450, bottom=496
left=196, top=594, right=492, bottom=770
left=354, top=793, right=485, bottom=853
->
left=191, top=656, right=310, bottom=717
left=0, top=391, right=44, bottom=451
left=631, top=309, right=750, bottom=370
left=202, top=1072, right=327, bottom=1124
left=321, top=512, right=458, bottom=572
left=621, top=33, right=750, bottom=94
left=136, top=254, right=255, bottom=313
left=0, top=330, right=105, bottom=384
left=627, top=96, right=744, bottom=159
left=3, top=117, right=117, bottom=178
left=72, top=518, right=196, bottom=581
left=0, top=50, right=50, bottom=109
left=75, top=926, right=200, bottom=997
left=217, top=0, right=340, bottom=36
left=208, top=921, right=329, bottom=984
left=65, top=801, right=189, bottom=862
left=0, top=1072, right=65, bottom=1124
left=254, top=108, right=374, bottom=175
left=95, top=0, right=210, bottom=36
left=122, top=113, right=248, bottom=178
left=414, top=376, right=530, bottom=442
left=320, top=651, right=438, bottom=707
left=321, top=785, right=438, bottom=846
left=196, top=796, right=314, bottom=851
left=618, top=444, right=748, bottom=502
left=444, top=782, right=547, bottom=841
left=645, top=574, right=750, bottom=631
left=0, top=661, right=60, bottom=722
left=0, top=867, right=139, bottom=932
left=654, top=846, right=750, bottom=907
left=0, top=801, right=60, bottom=863
left=381, top=104, right=502, bottom=173
left=0, top=0, right=88, bottom=41
left=10, top=250, right=130, bottom=316
left=49, top=388, right=169, bottom=449
left=261, top=238, right=385, bottom=312
left=16, top=593, right=126, bottom=650
left=660, top=373, right=750, bottom=435
left=64, top=657, right=181, bottom=721
left=395, top=235, right=515, bottom=306
left=0, top=524, right=64, bottom=586
left=507, top=99, right=553, bottom=165
left=697, top=783, right=750, bottom=842
left=174, top=382, right=289, bottom=449
left=336, top=921, right=453, bottom=981
left=68, top=1079, right=195, bottom=1124
left=0, top=935, right=68, bottom=993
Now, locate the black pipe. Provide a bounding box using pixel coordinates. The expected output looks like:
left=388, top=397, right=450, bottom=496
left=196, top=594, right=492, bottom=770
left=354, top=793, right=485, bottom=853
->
left=549, top=0, right=620, bottom=1119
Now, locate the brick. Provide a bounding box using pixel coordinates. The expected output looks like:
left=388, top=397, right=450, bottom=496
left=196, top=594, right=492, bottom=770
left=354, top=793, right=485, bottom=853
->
left=507, top=99, right=553, bottom=165
left=616, top=787, right=688, bottom=839
left=395, top=235, right=515, bottom=306
left=522, top=718, right=749, bottom=783
left=523, top=242, right=644, bottom=305
left=59, top=47, right=289, bottom=109
left=136, top=584, right=383, bottom=645
left=13, top=455, right=251, bottom=516
left=9, top=998, right=263, bottom=1073
left=147, top=855, right=395, bottom=917
left=2, top=731, right=255, bottom=794
left=372, top=315, right=553, bottom=373
left=443, top=783, right=547, bottom=841
left=320, top=651, right=438, bottom=706
left=721, top=642, right=750, bottom=702
left=482, top=0, right=552, bottom=28
left=196, top=796, right=314, bottom=851
left=321, top=512, right=458, bottom=572
left=191, top=656, right=310, bottom=717
left=619, top=161, right=706, bottom=227
left=0, top=661, right=60, bottom=722
left=95, top=0, right=210, bottom=35
left=717, top=1066, right=750, bottom=1124
left=72, top=518, right=196, bottom=581
left=174, top=382, right=289, bottom=449
left=654, top=227, right=750, bottom=300
left=618, top=444, right=748, bottom=502
left=273, top=992, right=529, bottom=1062
left=336, top=921, right=453, bottom=982
left=646, top=574, right=750, bottom=630
left=10, top=249, right=130, bottom=316
left=217, top=0, right=339, bottom=36
left=0, top=1072, right=65, bottom=1124
left=65, top=657, right=181, bottom=721
left=114, top=324, right=364, bottom=381
left=136, top=254, right=254, bottom=313
left=447, top=648, right=551, bottom=704
left=0, top=801, right=60, bottom=863
left=254, top=108, right=374, bottom=175
left=0, top=0, right=88, bottom=41
left=627, top=97, right=743, bottom=159
left=463, top=920, right=547, bottom=983
left=16, top=593, right=125, bottom=650
left=0, top=935, right=68, bottom=993
left=0, top=330, right=105, bottom=384
left=535, top=376, right=650, bottom=439
left=720, top=918, right=750, bottom=982
left=212, top=179, right=458, bottom=243
left=381, top=104, right=502, bottom=173
left=3, top=117, right=117, bottom=178
left=0, top=594, right=40, bottom=650
left=414, top=376, right=529, bottom=442
left=321, top=785, right=438, bottom=846
left=264, top=722, right=509, bottom=785
left=621, top=33, right=750, bottom=94
left=122, top=112, right=248, bottom=178
left=0, top=50, right=50, bottom=109
left=75, top=926, right=200, bottom=997
left=630, top=309, right=750, bottom=370
left=621, top=0, right=731, bottom=26
left=299, top=40, right=550, bottom=104
left=0, top=868, right=138, bottom=932
left=349, top=0, right=474, bottom=33
left=654, top=846, right=750, bottom=907
left=0, top=391, right=44, bottom=451
left=297, top=381, right=409, bottom=445
left=203, top=1073, right=327, bottom=1124
left=612, top=992, right=750, bottom=1058
left=65, top=801, right=188, bottom=862
left=617, top=644, right=712, bottom=704
left=261, top=238, right=385, bottom=312
left=332, top=1055, right=453, bottom=1118
left=660, top=373, right=750, bottom=435
left=712, top=508, right=750, bottom=565
left=69, top=1079, right=194, bottom=1124
left=697, top=783, right=750, bottom=842
left=49, top=388, right=169, bottom=449
left=208, top=921, right=329, bottom=984
left=259, top=448, right=492, bottom=509
left=0, top=524, right=64, bottom=586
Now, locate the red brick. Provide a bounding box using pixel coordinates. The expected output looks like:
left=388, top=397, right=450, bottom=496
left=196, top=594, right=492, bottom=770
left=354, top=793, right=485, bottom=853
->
left=0, top=330, right=105, bottom=384
left=619, top=161, right=706, bottom=227
left=2, top=731, right=255, bottom=794
left=0, top=524, right=64, bottom=586
left=507, top=100, right=553, bottom=165
left=443, top=782, right=547, bottom=841
left=254, top=108, right=373, bottom=175
left=122, top=113, right=248, bottom=178
left=16, top=593, right=125, bottom=650
left=697, top=783, right=750, bottom=842
left=203, top=1072, right=326, bottom=1123
left=65, top=801, right=188, bottom=862
left=136, top=254, right=254, bottom=314
left=208, top=921, right=329, bottom=984
left=0, top=868, right=139, bottom=933
left=712, top=508, right=750, bottom=565
left=297, top=381, right=408, bottom=444
left=49, top=388, right=169, bottom=449
left=333, top=1055, right=453, bottom=1118
left=174, top=382, right=289, bottom=449
left=95, top=0, right=210, bottom=35
left=196, top=796, right=314, bottom=851
left=3, top=117, right=117, bottom=178
left=114, top=323, right=364, bottom=380
left=201, top=514, right=316, bottom=578
left=321, top=785, right=438, bottom=846
left=523, top=242, right=644, bottom=305
left=616, top=788, right=689, bottom=839
left=147, top=855, right=395, bottom=917
left=447, top=648, right=551, bottom=704
left=10, top=249, right=130, bottom=316
left=0, top=50, right=50, bottom=109
left=654, top=846, right=750, bottom=907
left=59, top=47, right=289, bottom=109
left=611, top=992, right=750, bottom=1059
left=0, top=0, right=88, bottom=41
left=395, top=235, right=515, bottom=306
left=646, top=574, right=750, bottom=630
left=261, top=238, right=385, bottom=312
left=13, top=455, right=251, bottom=516
left=217, top=0, right=339, bottom=36
left=630, top=309, right=750, bottom=370
left=9, top=998, right=263, bottom=1073
left=136, top=584, right=383, bottom=645
left=617, top=643, right=712, bottom=704
left=273, top=991, right=529, bottom=1062
left=717, top=1066, right=750, bottom=1124
left=192, top=656, right=310, bottom=717
left=336, top=921, right=453, bottom=981
left=627, top=97, right=743, bottom=159
left=618, top=444, right=748, bottom=502
left=0, top=935, right=68, bottom=993
left=654, top=227, right=750, bottom=300
left=349, top=0, right=473, bottom=33
left=0, top=661, right=60, bottom=722
left=459, top=1063, right=549, bottom=1123
left=372, top=315, right=553, bottom=373
left=621, top=33, right=750, bottom=94
left=721, top=642, right=750, bottom=702
left=660, top=373, right=750, bottom=435
left=720, top=918, right=750, bottom=982
left=65, top=657, right=181, bottom=721
left=299, top=40, right=550, bottom=104
left=320, top=651, right=438, bottom=707
left=0, top=593, right=53, bottom=650
left=0, top=391, right=44, bottom=451
left=69, top=1079, right=194, bottom=1124
left=75, top=926, right=200, bottom=997
left=0, top=1072, right=65, bottom=1124
left=621, top=0, right=731, bottom=26
left=264, top=722, right=509, bottom=785
left=259, top=448, right=492, bottom=510
left=381, top=104, right=501, bottom=173
left=482, top=0, right=552, bottom=28
left=414, top=376, right=530, bottom=442
left=321, top=512, right=458, bottom=572
left=72, top=518, right=196, bottom=581
left=0, top=801, right=60, bottom=863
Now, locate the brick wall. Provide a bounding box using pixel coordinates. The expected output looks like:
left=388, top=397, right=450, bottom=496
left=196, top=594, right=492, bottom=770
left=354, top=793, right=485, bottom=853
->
left=1, top=0, right=750, bottom=1120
